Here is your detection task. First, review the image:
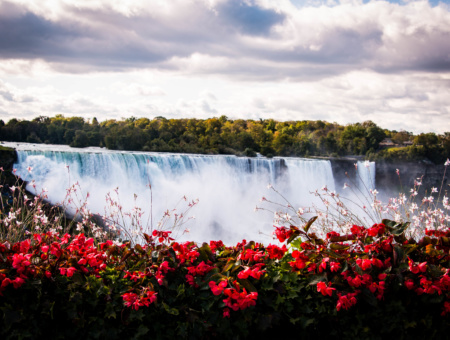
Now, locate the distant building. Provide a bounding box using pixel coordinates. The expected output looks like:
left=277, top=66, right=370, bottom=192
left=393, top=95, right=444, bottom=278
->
left=379, top=138, right=413, bottom=149
left=379, top=138, right=395, bottom=147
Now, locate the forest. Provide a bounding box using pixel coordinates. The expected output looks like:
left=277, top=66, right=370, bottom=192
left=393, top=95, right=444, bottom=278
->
left=1, top=115, right=449, bottom=163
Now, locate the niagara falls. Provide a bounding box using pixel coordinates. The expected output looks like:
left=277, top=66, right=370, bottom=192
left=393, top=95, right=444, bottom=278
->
left=3, top=142, right=376, bottom=244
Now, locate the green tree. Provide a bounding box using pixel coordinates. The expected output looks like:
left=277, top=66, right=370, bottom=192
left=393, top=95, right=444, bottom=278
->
left=71, top=130, right=89, bottom=148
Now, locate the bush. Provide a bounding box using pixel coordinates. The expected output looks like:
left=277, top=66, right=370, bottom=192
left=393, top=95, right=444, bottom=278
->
left=1, top=218, right=449, bottom=339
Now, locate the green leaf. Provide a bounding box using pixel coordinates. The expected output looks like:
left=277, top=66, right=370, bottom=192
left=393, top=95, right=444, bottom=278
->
left=393, top=245, right=406, bottom=264
left=143, top=233, right=152, bottom=244
left=404, top=244, right=419, bottom=255
left=362, top=288, right=378, bottom=307
left=290, top=317, right=300, bottom=325
left=210, top=273, right=228, bottom=282
left=300, top=317, right=315, bottom=329
left=382, top=219, right=410, bottom=236
left=275, top=294, right=285, bottom=305
left=120, top=249, right=133, bottom=263
left=71, top=272, right=84, bottom=285
left=355, top=264, right=364, bottom=276
left=307, top=274, right=327, bottom=286
left=304, top=216, right=318, bottom=233
left=176, top=284, right=185, bottom=298
left=404, top=321, right=417, bottom=329
left=135, top=325, right=149, bottom=338
left=439, top=236, right=450, bottom=247
left=287, top=230, right=301, bottom=245
left=329, top=243, right=350, bottom=251
left=382, top=219, right=398, bottom=228
left=238, top=278, right=257, bottom=292
left=244, top=241, right=256, bottom=250
left=49, top=301, right=55, bottom=320
left=341, top=261, right=349, bottom=273
left=162, top=302, right=179, bottom=315
left=104, top=304, right=117, bottom=319
left=222, top=259, right=236, bottom=273
left=231, top=263, right=242, bottom=273
left=134, top=244, right=145, bottom=254
left=289, top=238, right=303, bottom=250
left=219, top=249, right=232, bottom=257
left=168, top=247, right=177, bottom=262
left=198, top=243, right=214, bottom=262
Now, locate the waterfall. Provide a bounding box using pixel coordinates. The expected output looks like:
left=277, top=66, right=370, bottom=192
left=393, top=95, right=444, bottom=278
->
left=4, top=142, right=338, bottom=244
left=356, top=160, right=376, bottom=193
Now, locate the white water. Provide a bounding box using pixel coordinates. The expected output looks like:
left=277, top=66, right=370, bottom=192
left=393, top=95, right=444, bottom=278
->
left=357, top=160, right=376, bottom=193
left=2, top=142, right=374, bottom=244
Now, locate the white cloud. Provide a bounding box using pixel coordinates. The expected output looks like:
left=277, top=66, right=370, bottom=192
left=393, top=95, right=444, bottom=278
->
left=110, top=82, right=166, bottom=97
left=0, top=0, right=448, bottom=134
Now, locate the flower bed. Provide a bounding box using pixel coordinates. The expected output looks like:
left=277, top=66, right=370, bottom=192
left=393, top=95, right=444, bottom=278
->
left=1, top=218, right=449, bottom=339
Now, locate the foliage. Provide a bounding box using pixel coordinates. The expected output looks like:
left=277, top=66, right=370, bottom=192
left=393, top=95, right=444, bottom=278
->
left=2, top=115, right=448, bottom=162
left=1, top=201, right=449, bottom=338
left=0, top=146, right=15, bottom=152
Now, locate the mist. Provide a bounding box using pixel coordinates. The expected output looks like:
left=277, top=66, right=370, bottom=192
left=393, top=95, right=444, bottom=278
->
left=5, top=142, right=375, bottom=245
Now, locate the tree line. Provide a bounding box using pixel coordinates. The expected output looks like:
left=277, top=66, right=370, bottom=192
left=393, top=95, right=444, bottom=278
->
left=0, top=115, right=448, bottom=163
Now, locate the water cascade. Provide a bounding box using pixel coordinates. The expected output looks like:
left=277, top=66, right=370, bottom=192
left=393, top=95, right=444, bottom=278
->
left=3, top=142, right=374, bottom=244
left=357, top=160, right=376, bottom=193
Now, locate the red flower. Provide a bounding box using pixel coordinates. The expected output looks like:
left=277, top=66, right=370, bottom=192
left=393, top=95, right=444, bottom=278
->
left=326, top=231, right=340, bottom=239
left=185, top=274, right=197, bottom=287
left=122, top=291, right=157, bottom=310
left=209, top=280, right=227, bottom=296
left=67, top=267, right=77, bottom=277
left=415, top=288, right=424, bottom=295
left=12, top=277, right=25, bottom=289
left=330, top=262, right=341, bottom=272
left=337, top=293, right=358, bottom=311
left=223, top=287, right=258, bottom=311
left=59, top=267, right=77, bottom=277
left=289, top=258, right=307, bottom=271
left=158, top=261, right=171, bottom=274
left=289, top=250, right=309, bottom=271
left=273, top=226, right=293, bottom=243
left=238, top=268, right=252, bottom=279
left=347, top=275, right=362, bottom=288
left=1, top=278, right=12, bottom=288
left=152, top=230, right=174, bottom=243
left=350, top=225, right=365, bottom=236
left=317, top=282, right=335, bottom=296
left=372, top=258, right=384, bottom=269
left=266, top=244, right=287, bottom=260
left=308, top=263, right=317, bottom=273
left=356, top=258, right=372, bottom=271
left=210, top=240, right=224, bottom=252
left=238, top=249, right=266, bottom=262
left=187, top=261, right=214, bottom=277
left=367, top=223, right=385, bottom=237
left=418, top=262, right=427, bottom=273
left=367, top=227, right=378, bottom=237
left=408, top=258, right=427, bottom=274
left=12, top=253, right=32, bottom=274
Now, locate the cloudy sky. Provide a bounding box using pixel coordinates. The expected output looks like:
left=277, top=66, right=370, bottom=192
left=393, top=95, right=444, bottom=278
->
left=0, top=0, right=449, bottom=133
